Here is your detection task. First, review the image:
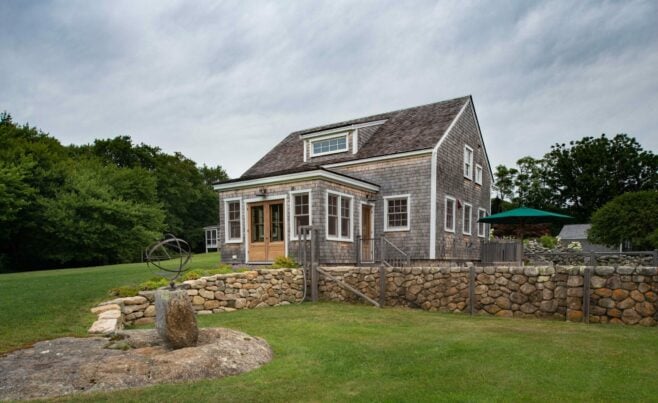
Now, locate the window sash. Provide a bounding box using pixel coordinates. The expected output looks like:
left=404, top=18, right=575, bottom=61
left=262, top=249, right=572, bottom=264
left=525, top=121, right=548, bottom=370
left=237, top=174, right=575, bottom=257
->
left=478, top=209, right=487, bottom=237
left=464, top=146, right=473, bottom=179
left=475, top=165, right=483, bottom=185
left=293, top=194, right=310, bottom=237
left=327, top=192, right=351, bottom=240
left=386, top=197, right=409, bottom=230
left=445, top=198, right=455, bottom=232
left=328, top=194, right=338, bottom=237
left=311, top=135, right=348, bottom=156
left=463, top=204, right=472, bottom=235
left=227, top=201, right=241, bottom=240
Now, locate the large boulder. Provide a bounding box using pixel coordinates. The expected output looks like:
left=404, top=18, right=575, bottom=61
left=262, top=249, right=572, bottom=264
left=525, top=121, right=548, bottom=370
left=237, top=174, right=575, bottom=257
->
left=155, top=289, right=199, bottom=349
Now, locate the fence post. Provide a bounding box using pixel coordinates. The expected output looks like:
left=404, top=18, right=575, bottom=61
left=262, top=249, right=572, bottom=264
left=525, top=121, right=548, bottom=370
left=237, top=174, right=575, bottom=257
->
left=310, top=229, right=318, bottom=303
left=469, top=266, right=476, bottom=316
left=380, top=236, right=386, bottom=265
left=583, top=268, right=591, bottom=324
left=379, top=266, right=386, bottom=308
left=356, top=235, right=361, bottom=266
left=653, top=249, right=658, bottom=266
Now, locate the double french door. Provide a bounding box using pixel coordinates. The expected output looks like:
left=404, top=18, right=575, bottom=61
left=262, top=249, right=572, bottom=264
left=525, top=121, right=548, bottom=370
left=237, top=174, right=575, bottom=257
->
left=248, top=201, right=285, bottom=262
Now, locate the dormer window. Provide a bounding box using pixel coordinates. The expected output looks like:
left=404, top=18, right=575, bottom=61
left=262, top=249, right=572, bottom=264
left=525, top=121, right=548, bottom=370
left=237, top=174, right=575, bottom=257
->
left=310, top=133, right=348, bottom=157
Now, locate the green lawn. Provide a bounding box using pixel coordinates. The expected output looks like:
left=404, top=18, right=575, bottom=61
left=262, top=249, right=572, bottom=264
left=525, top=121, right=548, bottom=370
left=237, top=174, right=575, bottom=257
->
left=0, top=252, right=222, bottom=353
left=2, top=257, right=658, bottom=402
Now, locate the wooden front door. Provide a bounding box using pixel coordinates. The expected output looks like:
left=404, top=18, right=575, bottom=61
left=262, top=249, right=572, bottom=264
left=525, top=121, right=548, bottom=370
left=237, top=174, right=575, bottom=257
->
left=361, top=204, right=374, bottom=262
left=248, top=201, right=285, bottom=262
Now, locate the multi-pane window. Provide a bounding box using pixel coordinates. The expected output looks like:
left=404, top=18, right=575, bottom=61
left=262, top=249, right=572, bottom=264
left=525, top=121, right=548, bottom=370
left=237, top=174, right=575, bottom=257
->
left=292, top=193, right=310, bottom=237
left=340, top=198, right=350, bottom=237
left=385, top=195, right=410, bottom=231
left=205, top=228, right=217, bottom=247
left=328, top=194, right=338, bottom=237
left=463, top=203, right=472, bottom=235
left=445, top=196, right=456, bottom=232
left=226, top=200, right=241, bottom=241
left=311, top=135, right=348, bottom=156
left=327, top=192, right=352, bottom=240
left=475, top=165, right=483, bottom=185
left=478, top=208, right=487, bottom=237
left=464, top=145, right=474, bottom=179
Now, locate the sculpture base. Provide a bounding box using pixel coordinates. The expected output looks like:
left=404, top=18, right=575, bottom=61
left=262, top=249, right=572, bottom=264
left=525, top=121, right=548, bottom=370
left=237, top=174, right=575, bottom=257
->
left=155, top=289, right=198, bottom=349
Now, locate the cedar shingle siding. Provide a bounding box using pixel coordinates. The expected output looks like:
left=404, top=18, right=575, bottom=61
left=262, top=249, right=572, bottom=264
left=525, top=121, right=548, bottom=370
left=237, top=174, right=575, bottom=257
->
left=214, top=95, right=492, bottom=264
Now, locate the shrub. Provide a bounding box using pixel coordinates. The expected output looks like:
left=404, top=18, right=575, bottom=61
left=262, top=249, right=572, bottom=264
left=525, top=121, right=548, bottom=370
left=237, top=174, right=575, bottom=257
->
left=181, top=265, right=236, bottom=281
left=271, top=256, right=299, bottom=269
left=589, top=191, right=658, bottom=250
left=108, top=285, right=139, bottom=297
left=181, top=270, right=202, bottom=281
left=140, top=277, right=169, bottom=290
left=539, top=235, right=558, bottom=249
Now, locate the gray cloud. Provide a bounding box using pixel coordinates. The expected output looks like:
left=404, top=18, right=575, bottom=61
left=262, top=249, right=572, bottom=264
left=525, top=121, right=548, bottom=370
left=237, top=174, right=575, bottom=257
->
left=1, top=0, right=656, bottom=177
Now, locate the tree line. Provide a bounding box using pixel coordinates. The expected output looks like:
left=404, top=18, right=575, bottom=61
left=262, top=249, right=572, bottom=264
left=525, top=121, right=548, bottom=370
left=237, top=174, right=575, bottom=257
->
left=493, top=134, right=658, bottom=249
left=0, top=112, right=228, bottom=272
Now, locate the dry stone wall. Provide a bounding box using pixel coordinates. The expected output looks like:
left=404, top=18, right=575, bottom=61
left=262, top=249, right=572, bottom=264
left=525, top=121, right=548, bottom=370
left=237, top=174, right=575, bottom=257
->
left=89, top=266, right=658, bottom=335
left=318, top=265, right=658, bottom=326
left=89, top=269, right=304, bottom=334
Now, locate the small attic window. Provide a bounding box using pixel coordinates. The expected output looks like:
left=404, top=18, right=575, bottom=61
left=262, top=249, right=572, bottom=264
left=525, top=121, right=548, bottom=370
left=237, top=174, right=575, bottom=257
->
left=310, top=133, right=348, bottom=157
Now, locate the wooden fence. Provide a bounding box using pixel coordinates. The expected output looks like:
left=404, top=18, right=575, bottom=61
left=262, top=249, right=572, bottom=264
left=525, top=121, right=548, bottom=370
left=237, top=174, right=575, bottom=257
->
left=480, top=240, right=523, bottom=265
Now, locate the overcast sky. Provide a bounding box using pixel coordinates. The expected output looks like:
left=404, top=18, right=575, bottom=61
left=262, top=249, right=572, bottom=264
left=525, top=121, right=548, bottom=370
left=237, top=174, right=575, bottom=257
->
left=1, top=0, right=657, bottom=178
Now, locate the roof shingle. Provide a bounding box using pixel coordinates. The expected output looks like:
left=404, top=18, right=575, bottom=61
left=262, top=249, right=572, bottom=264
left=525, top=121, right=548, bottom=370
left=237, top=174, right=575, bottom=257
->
left=240, top=95, right=471, bottom=179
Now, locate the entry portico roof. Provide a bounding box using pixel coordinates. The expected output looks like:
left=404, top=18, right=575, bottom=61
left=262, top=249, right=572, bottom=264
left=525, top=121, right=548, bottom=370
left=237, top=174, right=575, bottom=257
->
left=213, top=167, right=380, bottom=193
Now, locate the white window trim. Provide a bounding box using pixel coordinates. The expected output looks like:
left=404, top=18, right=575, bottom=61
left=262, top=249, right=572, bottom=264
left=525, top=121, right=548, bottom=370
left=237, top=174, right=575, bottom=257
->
left=477, top=208, right=487, bottom=238
left=325, top=190, right=354, bottom=242
left=289, top=189, right=312, bottom=241
left=205, top=228, right=218, bottom=246
left=462, top=202, right=472, bottom=236
left=309, top=132, right=349, bottom=157
left=383, top=194, right=411, bottom=232
left=464, top=145, right=474, bottom=180
left=223, top=197, right=243, bottom=243
left=475, top=164, right=483, bottom=185
left=444, top=196, right=456, bottom=233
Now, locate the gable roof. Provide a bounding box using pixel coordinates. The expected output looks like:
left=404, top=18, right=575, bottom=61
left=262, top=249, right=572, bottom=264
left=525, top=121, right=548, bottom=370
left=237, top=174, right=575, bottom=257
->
left=558, top=224, right=591, bottom=240
left=240, top=95, right=471, bottom=179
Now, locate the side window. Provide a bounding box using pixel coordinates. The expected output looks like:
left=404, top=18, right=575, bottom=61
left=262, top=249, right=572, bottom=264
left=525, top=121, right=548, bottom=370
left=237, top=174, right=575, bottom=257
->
left=292, top=192, right=311, bottom=238
left=384, top=195, right=410, bottom=231
left=445, top=196, right=456, bottom=232
left=464, top=145, right=473, bottom=180
left=225, top=200, right=242, bottom=242
left=475, top=165, right=483, bottom=185
left=462, top=203, right=472, bottom=235
left=326, top=191, right=352, bottom=241
left=478, top=209, right=487, bottom=237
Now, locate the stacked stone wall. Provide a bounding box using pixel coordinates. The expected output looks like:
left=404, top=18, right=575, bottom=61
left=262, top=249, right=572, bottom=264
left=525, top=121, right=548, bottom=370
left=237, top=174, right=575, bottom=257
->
left=89, top=269, right=304, bottom=334
left=317, top=266, right=658, bottom=326
left=89, top=266, right=657, bottom=335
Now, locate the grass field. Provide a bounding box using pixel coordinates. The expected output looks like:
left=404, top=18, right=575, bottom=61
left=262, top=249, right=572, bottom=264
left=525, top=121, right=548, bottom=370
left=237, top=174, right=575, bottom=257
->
left=0, top=252, right=223, bottom=353
left=2, top=255, right=658, bottom=402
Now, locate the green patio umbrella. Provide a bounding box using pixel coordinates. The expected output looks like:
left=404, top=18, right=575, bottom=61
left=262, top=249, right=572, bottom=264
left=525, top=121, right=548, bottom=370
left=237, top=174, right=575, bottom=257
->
left=478, top=207, right=574, bottom=239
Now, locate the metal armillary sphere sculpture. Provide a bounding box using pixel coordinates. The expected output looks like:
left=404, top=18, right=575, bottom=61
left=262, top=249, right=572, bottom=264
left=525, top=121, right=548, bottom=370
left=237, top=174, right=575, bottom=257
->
left=145, top=234, right=192, bottom=289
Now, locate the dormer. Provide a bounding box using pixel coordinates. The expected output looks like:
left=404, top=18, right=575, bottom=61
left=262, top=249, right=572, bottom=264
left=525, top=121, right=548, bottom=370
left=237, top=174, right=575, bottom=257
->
left=301, top=119, right=387, bottom=162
